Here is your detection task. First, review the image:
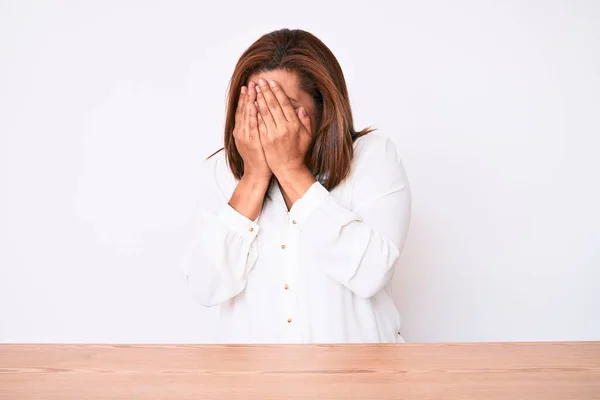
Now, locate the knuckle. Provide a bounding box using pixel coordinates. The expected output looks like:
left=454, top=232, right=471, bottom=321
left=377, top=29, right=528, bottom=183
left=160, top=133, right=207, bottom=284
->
left=260, top=107, right=270, bottom=116
left=280, top=98, right=291, bottom=108
left=267, top=99, right=279, bottom=108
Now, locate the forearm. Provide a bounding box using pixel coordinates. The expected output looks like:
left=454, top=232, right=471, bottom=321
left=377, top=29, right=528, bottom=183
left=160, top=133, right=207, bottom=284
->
left=184, top=172, right=264, bottom=306
left=298, top=184, right=410, bottom=298
left=229, top=174, right=271, bottom=220
left=184, top=206, right=260, bottom=307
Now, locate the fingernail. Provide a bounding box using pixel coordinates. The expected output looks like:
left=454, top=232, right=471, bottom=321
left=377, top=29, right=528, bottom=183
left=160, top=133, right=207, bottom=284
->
left=258, top=78, right=267, bottom=86
left=300, top=107, right=306, bottom=117
left=268, top=80, right=276, bottom=88
left=256, top=85, right=261, bottom=93
left=241, top=86, right=247, bottom=94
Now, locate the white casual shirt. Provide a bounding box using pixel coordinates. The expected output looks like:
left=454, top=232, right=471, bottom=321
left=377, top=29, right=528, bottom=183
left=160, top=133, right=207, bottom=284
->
left=182, top=133, right=411, bottom=343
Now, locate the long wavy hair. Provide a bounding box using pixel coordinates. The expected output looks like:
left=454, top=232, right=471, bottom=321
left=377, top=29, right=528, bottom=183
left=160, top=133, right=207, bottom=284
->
left=210, top=28, right=375, bottom=190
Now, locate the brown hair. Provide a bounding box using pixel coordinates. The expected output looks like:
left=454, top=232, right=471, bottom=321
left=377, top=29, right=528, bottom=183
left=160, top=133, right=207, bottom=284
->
left=212, top=28, right=375, bottom=190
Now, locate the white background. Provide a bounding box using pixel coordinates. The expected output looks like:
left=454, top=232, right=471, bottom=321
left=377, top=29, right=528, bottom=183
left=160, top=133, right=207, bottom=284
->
left=1, top=0, right=599, bottom=343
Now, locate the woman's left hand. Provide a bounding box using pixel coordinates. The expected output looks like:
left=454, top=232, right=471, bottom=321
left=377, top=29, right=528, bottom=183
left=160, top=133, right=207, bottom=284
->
left=254, top=78, right=313, bottom=176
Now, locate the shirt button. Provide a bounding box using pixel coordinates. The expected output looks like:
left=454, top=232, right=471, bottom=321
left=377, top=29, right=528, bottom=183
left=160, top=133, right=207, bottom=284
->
left=292, top=220, right=297, bottom=224
left=248, top=227, right=254, bottom=232
left=284, top=284, right=289, bottom=290
left=281, top=244, right=286, bottom=249
left=287, top=318, right=292, bottom=323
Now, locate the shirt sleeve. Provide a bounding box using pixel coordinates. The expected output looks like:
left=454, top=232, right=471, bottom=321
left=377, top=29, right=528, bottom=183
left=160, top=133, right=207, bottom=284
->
left=181, top=154, right=260, bottom=307
left=290, top=135, right=411, bottom=298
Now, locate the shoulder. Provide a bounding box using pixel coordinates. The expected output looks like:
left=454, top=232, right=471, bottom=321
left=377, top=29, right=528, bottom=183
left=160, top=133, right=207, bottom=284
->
left=346, top=132, right=409, bottom=194
left=202, top=148, right=227, bottom=173
left=345, top=133, right=410, bottom=206
left=199, top=149, right=237, bottom=202
left=352, top=132, right=402, bottom=171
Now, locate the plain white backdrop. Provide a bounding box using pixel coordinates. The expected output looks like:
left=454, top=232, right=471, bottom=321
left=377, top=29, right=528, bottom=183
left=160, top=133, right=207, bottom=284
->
left=1, top=0, right=599, bottom=343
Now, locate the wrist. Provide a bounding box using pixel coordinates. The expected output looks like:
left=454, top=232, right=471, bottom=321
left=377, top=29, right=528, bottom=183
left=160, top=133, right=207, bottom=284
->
left=272, top=163, right=310, bottom=179
left=274, top=165, right=316, bottom=201
left=240, top=173, right=271, bottom=189
left=272, top=164, right=311, bottom=181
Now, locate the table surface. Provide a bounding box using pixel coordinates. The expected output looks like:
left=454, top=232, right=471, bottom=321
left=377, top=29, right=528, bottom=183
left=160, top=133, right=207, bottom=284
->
left=1, top=342, right=599, bottom=399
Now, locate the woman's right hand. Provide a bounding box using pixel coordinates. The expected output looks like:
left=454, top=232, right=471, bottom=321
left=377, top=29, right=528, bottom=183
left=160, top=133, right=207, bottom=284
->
left=233, top=82, right=272, bottom=181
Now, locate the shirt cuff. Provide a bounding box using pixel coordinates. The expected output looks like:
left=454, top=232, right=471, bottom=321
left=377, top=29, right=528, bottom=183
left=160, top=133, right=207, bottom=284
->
left=289, top=181, right=330, bottom=227
left=216, top=202, right=260, bottom=237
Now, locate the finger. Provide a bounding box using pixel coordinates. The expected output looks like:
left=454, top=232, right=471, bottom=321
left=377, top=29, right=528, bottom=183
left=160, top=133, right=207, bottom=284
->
left=248, top=84, right=259, bottom=140
left=255, top=84, right=277, bottom=134
left=256, top=79, right=286, bottom=126
left=297, top=106, right=312, bottom=136
left=235, top=86, right=248, bottom=128
left=235, top=86, right=248, bottom=142
left=243, top=85, right=255, bottom=140
left=248, top=81, right=257, bottom=108
left=266, top=79, right=297, bottom=122
left=257, top=110, right=268, bottom=141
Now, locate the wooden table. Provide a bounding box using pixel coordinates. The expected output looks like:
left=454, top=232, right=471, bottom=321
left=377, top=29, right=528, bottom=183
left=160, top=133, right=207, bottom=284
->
left=1, top=342, right=599, bottom=399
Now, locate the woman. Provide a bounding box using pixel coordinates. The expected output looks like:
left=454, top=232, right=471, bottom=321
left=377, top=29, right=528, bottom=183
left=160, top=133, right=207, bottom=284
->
left=182, top=28, right=411, bottom=343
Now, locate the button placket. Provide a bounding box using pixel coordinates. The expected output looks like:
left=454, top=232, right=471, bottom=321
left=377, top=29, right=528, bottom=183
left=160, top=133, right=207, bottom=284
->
left=283, top=211, right=307, bottom=341
left=281, top=215, right=295, bottom=335
left=285, top=212, right=303, bottom=340
left=292, top=214, right=308, bottom=342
